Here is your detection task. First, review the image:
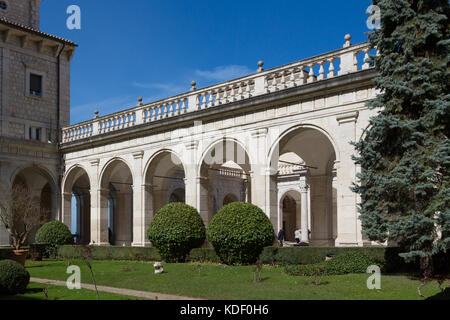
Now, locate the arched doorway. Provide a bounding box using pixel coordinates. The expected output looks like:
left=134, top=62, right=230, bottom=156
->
left=145, top=150, right=186, bottom=219
left=10, top=166, right=57, bottom=244
left=199, top=139, right=252, bottom=224
left=100, top=159, right=133, bottom=246
left=63, top=166, right=91, bottom=245
left=270, top=126, right=337, bottom=246
left=280, top=191, right=302, bottom=242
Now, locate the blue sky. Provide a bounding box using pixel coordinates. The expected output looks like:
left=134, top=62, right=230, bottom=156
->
left=40, top=0, right=374, bottom=124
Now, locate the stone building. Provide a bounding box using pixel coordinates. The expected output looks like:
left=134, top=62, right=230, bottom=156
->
left=1, top=0, right=381, bottom=248
left=0, top=0, right=76, bottom=244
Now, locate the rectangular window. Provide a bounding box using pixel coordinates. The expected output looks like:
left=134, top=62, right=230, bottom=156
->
left=29, top=74, right=42, bottom=97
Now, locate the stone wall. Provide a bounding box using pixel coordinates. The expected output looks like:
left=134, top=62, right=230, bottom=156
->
left=0, top=0, right=41, bottom=30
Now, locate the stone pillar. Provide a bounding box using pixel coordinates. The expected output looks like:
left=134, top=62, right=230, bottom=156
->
left=89, top=159, right=109, bottom=246
left=141, top=183, right=153, bottom=246
left=300, top=184, right=310, bottom=244
left=184, top=141, right=199, bottom=209
left=335, top=111, right=362, bottom=246
left=250, top=128, right=268, bottom=213
left=62, top=192, right=72, bottom=231
left=131, top=151, right=146, bottom=247
left=197, top=176, right=210, bottom=226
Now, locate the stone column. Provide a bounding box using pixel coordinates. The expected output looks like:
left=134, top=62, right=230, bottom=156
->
left=89, top=159, right=109, bottom=246
left=62, top=192, right=72, bottom=230
left=131, top=151, right=145, bottom=247
left=299, top=170, right=310, bottom=243
left=142, top=183, right=153, bottom=246
left=300, top=184, right=310, bottom=243
left=249, top=128, right=268, bottom=213
left=184, top=141, right=199, bottom=209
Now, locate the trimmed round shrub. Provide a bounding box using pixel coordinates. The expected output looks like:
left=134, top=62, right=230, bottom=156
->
left=0, top=260, right=30, bottom=295
left=207, top=202, right=274, bottom=265
left=147, top=203, right=206, bottom=263
left=35, top=221, right=74, bottom=256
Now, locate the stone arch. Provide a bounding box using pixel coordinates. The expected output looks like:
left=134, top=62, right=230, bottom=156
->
left=9, top=164, right=58, bottom=244
left=268, top=123, right=340, bottom=173
left=279, top=190, right=302, bottom=242
left=197, top=138, right=252, bottom=225
left=143, top=149, right=186, bottom=231
left=268, top=124, right=338, bottom=246
left=62, top=165, right=91, bottom=245
left=99, top=158, right=134, bottom=246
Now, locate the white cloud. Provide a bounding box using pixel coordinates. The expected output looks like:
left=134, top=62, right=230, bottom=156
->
left=132, top=82, right=186, bottom=95
left=195, top=65, right=253, bottom=82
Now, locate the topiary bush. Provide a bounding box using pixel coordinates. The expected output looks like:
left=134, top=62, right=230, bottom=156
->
left=0, top=260, right=30, bottom=295
left=207, top=202, right=274, bottom=265
left=147, top=203, right=206, bottom=263
left=35, top=221, right=74, bottom=257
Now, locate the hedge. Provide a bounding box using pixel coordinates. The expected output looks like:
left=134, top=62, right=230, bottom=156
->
left=285, top=251, right=379, bottom=276
left=58, top=245, right=161, bottom=261
left=188, top=248, right=221, bottom=263
left=56, top=245, right=449, bottom=274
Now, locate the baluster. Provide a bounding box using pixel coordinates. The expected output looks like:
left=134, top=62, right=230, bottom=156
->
left=245, top=81, right=251, bottom=97
left=271, top=74, right=278, bottom=91
left=288, top=68, right=296, bottom=87
left=151, top=107, right=156, bottom=121
left=317, top=61, right=325, bottom=80
left=164, top=103, right=169, bottom=118
left=164, top=102, right=170, bottom=118
left=181, top=98, right=187, bottom=114
left=307, top=64, right=316, bottom=83
left=281, top=71, right=287, bottom=89
left=230, top=85, right=236, bottom=102
left=297, top=66, right=306, bottom=85
left=215, top=89, right=221, bottom=106
left=362, top=48, right=371, bottom=70
left=327, top=58, right=336, bottom=78
left=220, top=87, right=228, bottom=104
left=207, top=91, right=213, bottom=107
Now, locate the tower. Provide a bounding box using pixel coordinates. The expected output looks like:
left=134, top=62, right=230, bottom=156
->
left=0, top=0, right=77, bottom=245
left=0, top=0, right=42, bottom=29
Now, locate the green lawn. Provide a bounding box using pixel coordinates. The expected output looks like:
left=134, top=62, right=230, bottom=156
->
left=1, top=282, right=144, bottom=300
left=23, top=259, right=449, bottom=300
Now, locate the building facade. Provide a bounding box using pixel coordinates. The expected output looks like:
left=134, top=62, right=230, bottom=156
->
left=1, top=0, right=380, bottom=248
left=0, top=0, right=76, bottom=244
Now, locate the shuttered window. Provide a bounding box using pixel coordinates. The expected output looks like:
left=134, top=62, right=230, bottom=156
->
left=30, top=74, right=42, bottom=96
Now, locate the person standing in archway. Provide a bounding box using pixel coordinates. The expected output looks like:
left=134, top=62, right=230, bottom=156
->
left=278, top=228, right=285, bottom=247
left=295, top=227, right=301, bottom=244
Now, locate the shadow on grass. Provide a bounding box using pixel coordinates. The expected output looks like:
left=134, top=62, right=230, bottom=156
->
left=0, top=288, right=44, bottom=301
left=426, top=287, right=450, bottom=300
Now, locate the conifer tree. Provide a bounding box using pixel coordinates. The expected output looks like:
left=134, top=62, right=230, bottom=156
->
left=352, top=0, right=449, bottom=276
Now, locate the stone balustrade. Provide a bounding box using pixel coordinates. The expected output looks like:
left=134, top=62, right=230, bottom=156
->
left=61, top=35, right=375, bottom=144
left=218, top=168, right=244, bottom=178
